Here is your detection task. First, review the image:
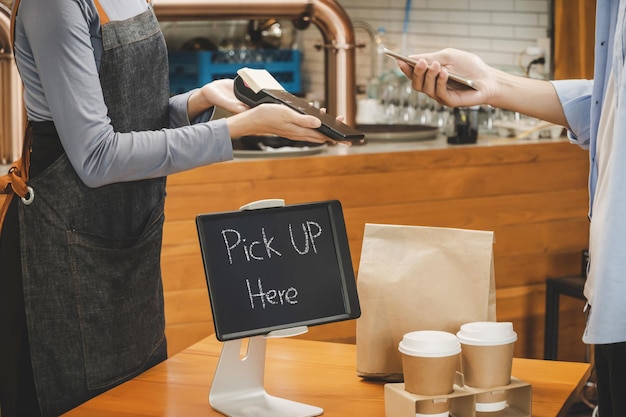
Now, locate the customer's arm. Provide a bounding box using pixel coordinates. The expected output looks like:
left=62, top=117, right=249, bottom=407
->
left=398, top=48, right=570, bottom=128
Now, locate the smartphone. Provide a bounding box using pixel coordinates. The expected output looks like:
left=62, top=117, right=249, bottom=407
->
left=383, top=47, right=477, bottom=90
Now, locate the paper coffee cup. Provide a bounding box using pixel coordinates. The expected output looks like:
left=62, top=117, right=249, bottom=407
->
left=456, top=322, right=517, bottom=389
left=399, top=330, right=461, bottom=396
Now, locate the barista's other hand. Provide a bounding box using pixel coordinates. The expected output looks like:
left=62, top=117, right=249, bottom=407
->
left=198, top=79, right=250, bottom=114
left=397, top=48, right=495, bottom=108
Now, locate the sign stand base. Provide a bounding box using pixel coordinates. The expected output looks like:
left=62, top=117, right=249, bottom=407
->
left=209, top=331, right=323, bottom=417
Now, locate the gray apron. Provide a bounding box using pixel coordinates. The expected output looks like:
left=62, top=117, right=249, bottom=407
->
left=18, top=8, right=170, bottom=416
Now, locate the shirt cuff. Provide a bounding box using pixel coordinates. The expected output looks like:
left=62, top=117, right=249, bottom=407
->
left=550, top=79, right=593, bottom=148
left=211, top=118, right=234, bottom=162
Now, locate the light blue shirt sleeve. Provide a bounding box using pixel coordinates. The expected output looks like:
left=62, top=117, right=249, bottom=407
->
left=550, top=79, right=594, bottom=149
left=14, top=0, right=233, bottom=188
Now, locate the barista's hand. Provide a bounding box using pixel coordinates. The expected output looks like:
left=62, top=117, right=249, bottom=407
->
left=199, top=79, right=250, bottom=114
left=398, top=48, right=495, bottom=108
left=320, top=109, right=357, bottom=146
left=186, top=79, right=250, bottom=120
left=226, top=103, right=351, bottom=145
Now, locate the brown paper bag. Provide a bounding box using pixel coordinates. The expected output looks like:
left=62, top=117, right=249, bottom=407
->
left=356, top=223, right=496, bottom=381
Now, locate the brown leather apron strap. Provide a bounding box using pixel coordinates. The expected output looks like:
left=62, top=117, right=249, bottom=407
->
left=1, top=162, right=28, bottom=196
left=0, top=125, right=33, bottom=230
left=1, top=0, right=30, bottom=236
left=0, top=152, right=32, bottom=236
left=0, top=122, right=32, bottom=196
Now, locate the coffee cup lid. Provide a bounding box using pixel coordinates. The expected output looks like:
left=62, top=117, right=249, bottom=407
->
left=456, top=321, right=517, bottom=346
left=398, top=330, right=461, bottom=357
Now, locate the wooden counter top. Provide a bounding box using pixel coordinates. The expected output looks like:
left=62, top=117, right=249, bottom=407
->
left=61, top=335, right=591, bottom=417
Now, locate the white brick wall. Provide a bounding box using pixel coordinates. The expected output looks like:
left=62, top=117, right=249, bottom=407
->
left=299, top=0, right=551, bottom=100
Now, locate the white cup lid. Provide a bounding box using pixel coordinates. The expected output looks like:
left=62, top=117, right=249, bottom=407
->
left=398, top=330, right=461, bottom=357
left=456, top=322, right=517, bottom=346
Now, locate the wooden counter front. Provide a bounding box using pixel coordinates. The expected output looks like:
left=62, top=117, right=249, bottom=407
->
left=62, top=335, right=592, bottom=417
left=161, top=136, right=590, bottom=360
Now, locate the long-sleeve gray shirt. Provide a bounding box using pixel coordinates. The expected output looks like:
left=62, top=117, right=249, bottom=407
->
left=13, top=0, right=233, bottom=188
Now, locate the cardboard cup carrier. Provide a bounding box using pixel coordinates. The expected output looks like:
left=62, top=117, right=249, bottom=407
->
left=415, top=398, right=451, bottom=417
left=398, top=330, right=461, bottom=411
left=456, top=322, right=518, bottom=412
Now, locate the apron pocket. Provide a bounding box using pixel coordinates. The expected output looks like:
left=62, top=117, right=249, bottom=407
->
left=66, top=206, right=165, bottom=390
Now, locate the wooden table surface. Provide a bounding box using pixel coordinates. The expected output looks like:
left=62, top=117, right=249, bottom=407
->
left=62, top=335, right=591, bottom=417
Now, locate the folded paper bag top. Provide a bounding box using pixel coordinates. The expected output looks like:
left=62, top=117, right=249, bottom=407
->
left=456, top=321, right=517, bottom=346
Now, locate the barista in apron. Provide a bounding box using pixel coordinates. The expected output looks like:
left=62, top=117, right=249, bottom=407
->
left=1, top=1, right=169, bottom=415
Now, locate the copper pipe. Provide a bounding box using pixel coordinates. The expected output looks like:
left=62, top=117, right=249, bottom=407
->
left=153, top=0, right=357, bottom=125
left=0, top=4, right=10, bottom=50
left=1, top=3, right=24, bottom=164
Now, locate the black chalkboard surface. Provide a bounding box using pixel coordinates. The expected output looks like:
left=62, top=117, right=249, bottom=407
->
left=196, top=200, right=361, bottom=341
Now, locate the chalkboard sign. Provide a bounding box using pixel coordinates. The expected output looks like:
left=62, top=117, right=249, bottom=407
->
left=196, top=200, right=361, bottom=341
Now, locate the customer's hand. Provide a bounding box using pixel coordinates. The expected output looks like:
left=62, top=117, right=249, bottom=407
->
left=398, top=48, right=494, bottom=109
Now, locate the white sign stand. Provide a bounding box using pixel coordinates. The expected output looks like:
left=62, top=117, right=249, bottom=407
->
left=208, top=199, right=324, bottom=417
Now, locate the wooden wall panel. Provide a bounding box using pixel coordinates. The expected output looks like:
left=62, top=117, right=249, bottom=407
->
left=553, top=0, right=596, bottom=80
left=160, top=140, right=590, bottom=360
